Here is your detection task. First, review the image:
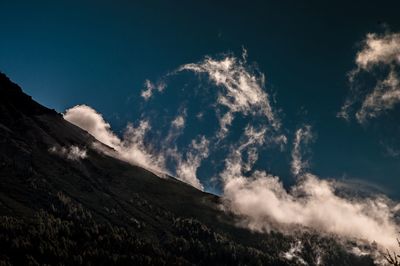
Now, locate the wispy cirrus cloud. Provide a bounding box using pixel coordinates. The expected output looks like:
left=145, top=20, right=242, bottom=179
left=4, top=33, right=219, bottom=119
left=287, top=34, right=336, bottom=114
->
left=338, top=32, right=400, bottom=123
left=133, top=51, right=287, bottom=189
left=355, top=69, right=400, bottom=122
left=178, top=53, right=282, bottom=140
left=291, top=125, right=314, bottom=177
left=171, top=109, right=186, bottom=130
left=170, top=135, right=210, bottom=190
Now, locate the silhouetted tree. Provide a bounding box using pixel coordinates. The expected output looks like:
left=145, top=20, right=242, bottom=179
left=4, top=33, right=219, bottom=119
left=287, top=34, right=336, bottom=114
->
left=385, top=238, right=400, bottom=265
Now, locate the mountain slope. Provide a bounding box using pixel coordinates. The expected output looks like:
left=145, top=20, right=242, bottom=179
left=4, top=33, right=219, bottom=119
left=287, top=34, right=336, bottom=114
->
left=0, top=72, right=376, bottom=265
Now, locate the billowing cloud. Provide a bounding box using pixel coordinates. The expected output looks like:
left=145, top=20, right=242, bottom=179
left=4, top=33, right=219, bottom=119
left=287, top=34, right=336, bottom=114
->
left=221, top=125, right=400, bottom=256
left=118, top=120, right=167, bottom=174
left=49, top=145, right=87, bottom=161
left=64, top=105, right=121, bottom=148
left=65, top=105, right=208, bottom=189
left=223, top=171, right=400, bottom=252
left=339, top=32, right=400, bottom=123
left=64, top=105, right=166, bottom=175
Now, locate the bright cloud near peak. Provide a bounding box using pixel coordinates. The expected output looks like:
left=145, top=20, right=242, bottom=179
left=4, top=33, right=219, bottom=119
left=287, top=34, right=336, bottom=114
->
left=64, top=105, right=167, bottom=176
left=64, top=105, right=121, bottom=148
left=64, top=104, right=207, bottom=190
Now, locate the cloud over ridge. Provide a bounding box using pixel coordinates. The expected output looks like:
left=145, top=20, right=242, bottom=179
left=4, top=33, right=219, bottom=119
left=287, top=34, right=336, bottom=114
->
left=220, top=123, right=400, bottom=255
left=64, top=104, right=207, bottom=189
left=64, top=105, right=167, bottom=176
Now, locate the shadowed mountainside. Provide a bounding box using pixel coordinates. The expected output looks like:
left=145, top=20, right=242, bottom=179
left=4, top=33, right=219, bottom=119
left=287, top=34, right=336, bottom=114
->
left=0, top=72, right=376, bottom=265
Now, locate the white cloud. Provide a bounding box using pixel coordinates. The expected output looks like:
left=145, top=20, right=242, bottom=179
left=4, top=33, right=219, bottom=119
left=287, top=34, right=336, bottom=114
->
left=339, top=32, right=400, bottom=123
left=336, top=99, right=352, bottom=121
left=217, top=112, right=234, bottom=140
left=291, top=125, right=313, bottom=176
left=64, top=105, right=167, bottom=176
left=173, top=136, right=209, bottom=190
left=140, top=79, right=166, bottom=101
left=271, top=134, right=288, bottom=151
left=356, top=69, right=400, bottom=122
left=165, top=108, right=187, bottom=145
left=220, top=124, right=400, bottom=256
left=218, top=124, right=267, bottom=181
left=49, top=145, right=87, bottom=161
left=196, top=112, right=204, bottom=120
left=179, top=53, right=281, bottom=140
left=119, top=120, right=167, bottom=174
left=171, top=114, right=185, bottom=129
left=223, top=170, right=400, bottom=253
left=138, top=52, right=286, bottom=191
left=141, top=80, right=154, bottom=100
left=68, top=146, right=87, bottom=160
left=64, top=105, right=121, bottom=148
left=65, top=105, right=208, bottom=188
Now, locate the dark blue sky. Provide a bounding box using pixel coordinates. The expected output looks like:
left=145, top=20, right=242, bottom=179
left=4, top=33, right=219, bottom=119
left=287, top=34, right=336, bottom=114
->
left=1, top=1, right=400, bottom=196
